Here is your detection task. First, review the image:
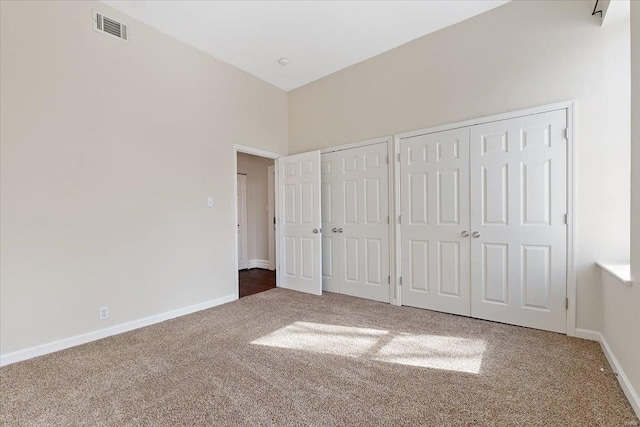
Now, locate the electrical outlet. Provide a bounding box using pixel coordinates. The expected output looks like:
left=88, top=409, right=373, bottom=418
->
left=99, top=306, right=109, bottom=320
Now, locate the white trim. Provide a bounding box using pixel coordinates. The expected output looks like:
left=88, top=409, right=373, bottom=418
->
left=0, top=294, right=236, bottom=367
left=599, top=333, right=640, bottom=418
left=385, top=137, right=398, bottom=305
left=396, top=100, right=575, bottom=140
left=394, top=101, right=577, bottom=336
left=248, top=259, right=271, bottom=270
left=234, top=144, right=283, bottom=160
left=237, top=173, right=249, bottom=270
left=267, top=165, right=276, bottom=270
left=597, top=262, right=633, bottom=285
left=573, top=329, right=640, bottom=418
left=575, top=328, right=601, bottom=341
left=566, top=101, right=577, bottom=337
left=572, top=329, right=640, bottom=418
left=320, top=136, right=391, bottom=154
left=392, top=135, right=402, bottom=306
left=275, top=161, right=281, bottom=288
left=233, top=144, right=283, bottom=299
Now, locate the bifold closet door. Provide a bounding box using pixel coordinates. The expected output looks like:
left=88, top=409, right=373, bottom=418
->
left=321, top=151, right=341, bottom=293
left=400, top=128, right=471, bottom=316
left=321, top=142, right=390, bottom=303
left=469, top=110, right=567, bottom=333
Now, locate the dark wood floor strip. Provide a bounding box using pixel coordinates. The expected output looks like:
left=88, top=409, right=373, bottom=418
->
left=239, top=268, right=276, bottom=298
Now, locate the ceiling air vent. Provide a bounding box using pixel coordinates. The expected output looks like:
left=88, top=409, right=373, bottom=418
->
left=93, top=10, right=129, bottom=42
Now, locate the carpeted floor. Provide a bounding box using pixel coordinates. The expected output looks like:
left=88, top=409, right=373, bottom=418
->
left=1, top=289, right=637, bottom=426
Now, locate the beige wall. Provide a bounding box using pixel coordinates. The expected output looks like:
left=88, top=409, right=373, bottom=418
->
left=237, top=153, right=274, bottom=264
left=622, top=0, right=640, bottom=402
left=601, top=269, right=640, bottom=411
left=288, top=0, right=631, bottom=332
left=0, top=1, right=287, bottom=355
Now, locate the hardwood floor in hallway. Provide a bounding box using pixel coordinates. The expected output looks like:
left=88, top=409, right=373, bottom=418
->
left=239, top=268, right=276, bottom=298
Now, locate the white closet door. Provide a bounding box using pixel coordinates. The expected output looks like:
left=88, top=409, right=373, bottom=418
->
left=277, top=151, right=322, bottom=296
left=321, top=142, right=390, bottom=302
left=337, top=142, right=390, bottom=302
left=470, top=110, right=567, bottom=333
left=400, top=128, right=471, bottom=316
left=321, top=151, right=341, bottom=293
left=237, top=174, right=248, bottom=270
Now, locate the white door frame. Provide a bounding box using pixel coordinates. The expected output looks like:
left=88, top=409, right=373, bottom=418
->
left=394, top=100, right=577, bottom=336
left=237, top=173, right=249, bottom=270
left=321, top=136, right=396, bottom=305
left=233, top=144, right=282, bottom=300
left=268, top=165, right=276, bottom=270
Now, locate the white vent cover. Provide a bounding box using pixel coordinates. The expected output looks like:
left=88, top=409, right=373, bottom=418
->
left=93, top=10, right=128, bottom=42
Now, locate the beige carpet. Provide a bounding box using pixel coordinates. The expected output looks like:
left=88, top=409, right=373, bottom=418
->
left=1, top=289, right=637, bottom=426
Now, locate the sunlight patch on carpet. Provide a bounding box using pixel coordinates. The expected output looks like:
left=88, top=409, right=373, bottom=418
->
left=373, top=334, right=486, bottom=374
left=251, top=321, right=486, bottom=374
left=251, top=321, right=388, bottom=357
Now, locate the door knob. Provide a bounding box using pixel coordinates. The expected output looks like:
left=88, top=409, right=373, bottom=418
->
left=338, top=228, right=343, bottom=233
left=313, top=228, right=319, bottom=234
left=472, top=231, right=481, bottom=238
left=461, top=230, right=470, bottom=237
left=332, top=227, right=338, bottom=233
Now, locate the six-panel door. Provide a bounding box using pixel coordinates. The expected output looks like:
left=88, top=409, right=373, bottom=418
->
left=400, top=128, right=471, bottom=316
left=321, top=142, right=391, bottom=303
left=277, top=151, right=322, bottom=296
left=469, top=110, right=567, bottom=333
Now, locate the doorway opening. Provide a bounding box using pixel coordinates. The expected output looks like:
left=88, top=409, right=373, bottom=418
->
left=236, top=148, right=278, bottom=298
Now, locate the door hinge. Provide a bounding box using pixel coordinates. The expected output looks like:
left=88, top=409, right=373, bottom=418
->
left=386, top=155, right=389, bottom=165
left=387, top=216, right=390, bottom=224
left=397, top=153, right=401, bottom=162
left=398, top=215, right=402, bottom=224
left=564, top=128, right=569, bottom=140
left=399, top=277, right=403, bottom=286
left=388, top=276, right=391, bottom=284
left=565, top=297, right=569, bottom=310
left=564, top=213, right=569, bottom=225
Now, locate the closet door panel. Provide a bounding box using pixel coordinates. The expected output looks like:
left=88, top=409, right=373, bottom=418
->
left=400, top=128, right=471, bottom=316
left=321, top=142, right=391, bottom=303
left=469, top=110, right=567, bottom=333
left=277, top=151, right=323, bottom=296
left=321, top=153, right=341, bottom=293
left=338, top=142, right=390, bottom=303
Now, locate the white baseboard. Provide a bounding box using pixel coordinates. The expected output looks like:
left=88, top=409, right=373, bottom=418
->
left=0, top=294, right=237, bottom=367
left=575, top=329, right=640, bottom=418
left=599, top=334, right=640, bottom=418
left=248, top=259, right=271, bottom=270
left=575, top=328, right=601, bottom=341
